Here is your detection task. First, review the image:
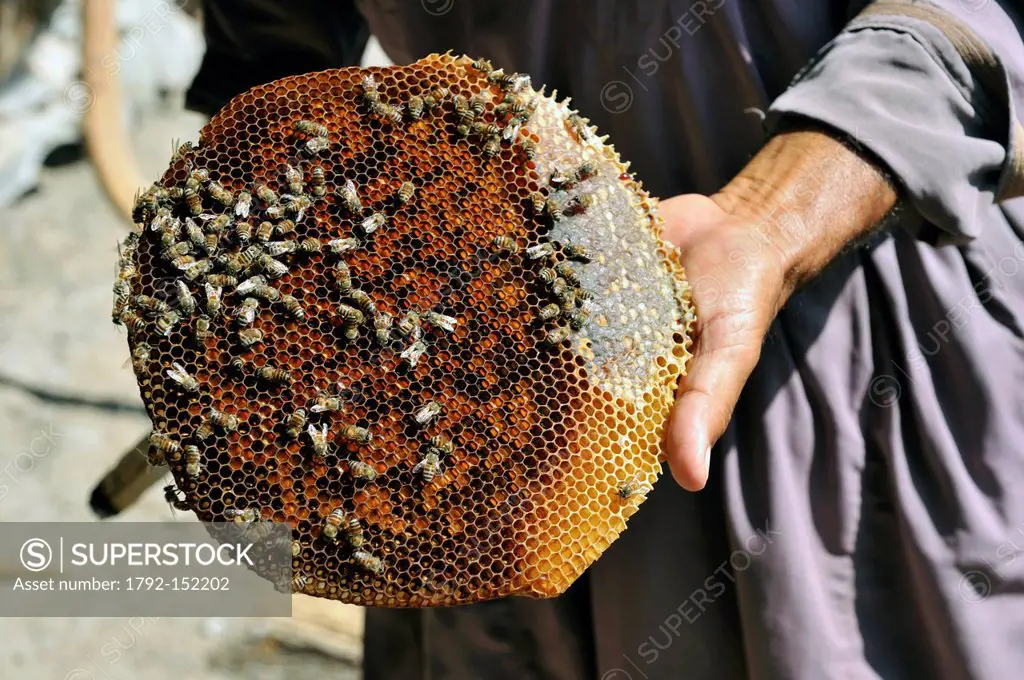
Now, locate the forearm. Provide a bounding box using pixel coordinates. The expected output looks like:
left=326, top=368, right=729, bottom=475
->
left=712, top=127, right=898, bottom=306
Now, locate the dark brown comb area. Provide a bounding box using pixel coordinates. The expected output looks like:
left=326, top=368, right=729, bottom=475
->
left=116, top=54, right=694, bottom=607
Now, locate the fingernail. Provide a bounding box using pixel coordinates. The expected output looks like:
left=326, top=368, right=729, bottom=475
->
left=701, top=446, right=711, bottom=474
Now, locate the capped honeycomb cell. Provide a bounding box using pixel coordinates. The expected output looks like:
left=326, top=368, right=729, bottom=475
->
left=114, top=53, right=695, bottom=607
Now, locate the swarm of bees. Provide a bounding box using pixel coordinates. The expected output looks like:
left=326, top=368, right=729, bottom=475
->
left=116, top=54, right=694, bottom=608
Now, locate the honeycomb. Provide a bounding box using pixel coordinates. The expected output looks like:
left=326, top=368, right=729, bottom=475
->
left=115, top=54, right=695, bottom=607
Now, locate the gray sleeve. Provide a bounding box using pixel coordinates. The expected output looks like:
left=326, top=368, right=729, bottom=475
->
left=765, top=0, right=1024, bottom=246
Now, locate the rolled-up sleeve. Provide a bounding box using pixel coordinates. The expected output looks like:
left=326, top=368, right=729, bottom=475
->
left=765, top=0, right=1024, bottom=246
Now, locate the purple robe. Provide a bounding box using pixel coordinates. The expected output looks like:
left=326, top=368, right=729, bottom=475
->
left=189, top=1, right=1024, bottom=677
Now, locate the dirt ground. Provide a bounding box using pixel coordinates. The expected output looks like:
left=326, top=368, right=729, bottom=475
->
left=0, top=100, right=364, bottom=680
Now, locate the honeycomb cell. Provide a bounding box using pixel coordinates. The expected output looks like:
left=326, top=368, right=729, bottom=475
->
left=115, top=53, right=695, bottom=607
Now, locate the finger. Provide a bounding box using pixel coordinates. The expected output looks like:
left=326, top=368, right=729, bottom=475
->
left=664, top=317, right=762, bottom=490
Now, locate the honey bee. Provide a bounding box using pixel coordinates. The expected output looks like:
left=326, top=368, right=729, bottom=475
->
left=453, top=95, right=472, bottom=125
left=337, top=179, right=363, bottom=215
left=430, top=435, right=455, bottom=456
left=130, top=342, right=151, bottom=373
left=194, top=315, right=213, bottom=342
left=155, top=310, right=181, bottom=336
left=336, top=303, right=365, bottom=328
left=530, top=192, right=546, bottom=215
left=236, top=276, right=270, bottom=298
left=256, top=221, right=275, bottom=243
left=229, top=221, right=251, bottom=246
left=163, top=484, right=190, bottom=511
left=423, top=311, right=458, bottom=333
left=340, top=424, right=372, bottom=444
left=349, top=461, right=377, bottom=482
left=546, top=194, right=569, bottom=219
left=322, top=507, right=347, bottom=542
left=538, top=303, right=561, bottom=321
left=465, top=55, right=492, bottom=73
left=554, top=262, right=580, bottom=286
left=329, top=237, right=360, bottom=255
left=502, top=118, right=523, bottom=142
left=308, top=423, right=330, bottom=458
left=254, top=283, right=283, bottom=303
left=204, top=283, right=223, bottom=316
left=352, top=550, right=384, bottom=575
left=184, top=258, right=213, bottom=280
left=414, top=400, right=441, bottom=426
left=134, top=294, right=170, bottom=316
left=209, top=408, right=240, bottom=432
left=616, top=474, right=652, bottom=500
left=284, top=193, right=312, bottom=221
left=183, top=187, right=202, bottom=215
left=568, top=309, right=590, bottom=331
left=470, top=91, right=490, bottom=115
left=558, top=287, right=577, bottom=308
left=276, top=220, right=296, bottom=238
left=563, top=242, right=592, bottom=263
left=400, top=340, right=427, bottom=368
left=472, top=121, right=499, bottom=138
left=284, top=409, right=307, bottom=440
left=565, top=194, right=595, bottom=215
left=147, top=432, right=178, bottom=466
left=373, top=101, right=404, bottom=124
left=396, top=311, right=422, bottom=340
left=166, top=362, right=199, bottom=392
left=257, top=365, right=291, bottom=384
left=255, top=182, right=277, bottom=206
left=576, top=161, right=597, bottom=181
left=203, top=231, right=220, bottom=255
left=162, top=241, right=191, bottom=260
left=395, top=181, right=415, bottom=205
left=519, top=137, right=538, bottom=160
left=194, top=420, right=214, bottom=442
left=310, top=391, right=344, bottom=414
left=543, top=326, right=571, bottom=345
left=226, top=506, right=260, bottom=524
left=551, top=277, right=569, bottom=298
left=483, top=138, right=501, bottom=157
left=360, top=212, right=386, bottom=235
left=208, top=274, right=239, bottom=288
left=493, top=235, right=520, bottom=253
left=189, top=165, right=210, bottom=185
left=279, top=294, right=305, bottom=320
left=406, top=95, right=424, bottom=120
left=298, top=238, right=321, bottom=254
left=284, top=164, right=303, bottom=195
left=567, top=112, right=593, bottom=142
left=310, top=166, right=326, bottom=198
left=265, top=204, right=285, bottom=220
left=112, top=280, right=130, bottom=323
left=423, top=87, right=448, bottom=111
left=294, top=119, right=329, bottom=137
left=238, top=327, right=263, bottom=347
left=333, top=261, right=353, bottom=294
left=259, top=254, right=289, bottom=279
left=234, top=297, right=260, bottom=326
left=550, top=167, right=578, bottom=189
left=347, top=289, right=376, bottom=316
left=174, top=280, right=196, bottom=315
left=361, top=74, right=380, bottom=102
left=412, top=450, right=442, bottom=483
left=373, top=312, right=393, bottom=345
left=265, top=240, right=298, bottom=256
left=185, top=445, right=201, bottom=478
left=228, top=356, right=247, bottom=375
left=182, top=217, right=204, bottom=247
left=229, top=190, right=250, bottom=219
left=207, top=181, right=234, bottom=207
left=133, top=186, right=159, bottom=223
left=538, top=267, right=557, bottom=285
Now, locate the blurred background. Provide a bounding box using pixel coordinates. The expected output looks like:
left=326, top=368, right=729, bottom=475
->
left=0, top=1, right=391, bottom=677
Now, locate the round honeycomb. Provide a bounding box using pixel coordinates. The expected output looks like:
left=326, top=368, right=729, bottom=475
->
left=115, top=53, right=695, bottom=607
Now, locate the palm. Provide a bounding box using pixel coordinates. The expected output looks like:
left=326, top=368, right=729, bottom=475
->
left=657, top=194, right=785, bottom=490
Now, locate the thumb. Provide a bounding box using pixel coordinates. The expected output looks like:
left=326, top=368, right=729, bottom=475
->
left=664, top=311, right=763, bottom=490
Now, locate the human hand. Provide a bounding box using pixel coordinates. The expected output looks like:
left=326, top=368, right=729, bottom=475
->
left=659, top=127, right=897, bottom=490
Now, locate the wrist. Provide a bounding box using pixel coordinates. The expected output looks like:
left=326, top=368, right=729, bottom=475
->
left=712, top=125, right=897, bottom=303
